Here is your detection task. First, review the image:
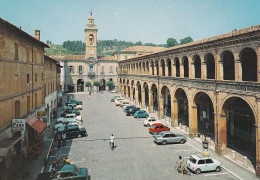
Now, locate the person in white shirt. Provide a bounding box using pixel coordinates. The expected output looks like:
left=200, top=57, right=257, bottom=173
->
left=110, top=134, right=115, bottom=148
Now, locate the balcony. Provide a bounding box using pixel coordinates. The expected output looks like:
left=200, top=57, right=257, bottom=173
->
left=88, top=72, right=96, bottom=79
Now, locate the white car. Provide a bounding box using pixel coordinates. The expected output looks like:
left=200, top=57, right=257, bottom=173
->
left=63, top=103, right=76, bottom=110
left=66, top=113, right=82, bottom=121
left=187, top=153, right=222, bottom=174
left=144, top=117, right=161, bottom=126
left=115, top=98, right=124, bottom=106
left=119, top=100, right=130, bottom=107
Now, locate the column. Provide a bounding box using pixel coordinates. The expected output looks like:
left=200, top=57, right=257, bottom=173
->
left=165, top=62, right=169, bottom=76
left=218, top=61, right=224, bottom=80
left=149, top=90, right=154, bottom=113
left=141, top=88, right=145, bottom=109
left=180, top=63, right=184, bottom=78
left=201, top=61, right=207, bottom=79
left=172, top=64, right=176, bottom=78
left=255, top=98, right=260, bottom=176
left=126, top=85, right=129, bottom=98
left=159, top=62, right=162, bottom=76
left=154, top=64, right=157, bottom=76
left=258, top=48, right=260, bottom=82
left=188, top=56, right=194, bottom=78
left=189, top=105, right=198, bottom=138
left=159, top=93, right=164, bottom=119
left=172, top=100, right=178, bottom=127
left=130, top=86, right=133, bottom=102
left=149, top=63, right=153, bottom=75
left=235, top=59, right=242, bottom=81
left=217, top=114, right=227, bottom=155
left=135, top=86, right=139, bottom=106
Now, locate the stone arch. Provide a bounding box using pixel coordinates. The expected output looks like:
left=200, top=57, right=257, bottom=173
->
left=182, top=56, right=189, bottom=78
left=239, top=47, right=257, bottom=82
left=174, top=88, right=189, bottom=127
left=146, top=61, right=149, bottom=75
left=167, top=58, right=172, bottom=76
left=193, top=91, right=215, bottom=140
left=160, top=85, right=171, bottom=118
left=150, top=60, right=154, bottom=75
left=136, top=81, right=142, bottom=104
left=193, top=54, right=201, bottom=78
left=131, top=80, right=135, bottom=100
left=143, top=82, right=149, bottom=108
left=155, top=60, right=159, bottom=76
left=174, top=57, right=180, bottom=77
left=221, top=96, right=256, bottom=166
left=151, top=83, right=158, bottom=111
left=205, top=53, right=215, bottom=79
left=161, top=59, right=165, bottom=76
left=221, top=50, right=235, bottom=80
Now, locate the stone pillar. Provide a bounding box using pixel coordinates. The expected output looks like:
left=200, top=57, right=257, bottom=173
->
left=188, top=56, right=194, bottom=78
left=149, top=90, right=154, bottom=113
left=135, top=86, right=139, bottom=106
left=149, top=63, right=153, bottom=75
left=257, top=48, right=260, bottom=82
left=172, top=64, right=176, bottom=77
left=201, top=61, right=207, bottom=79
left=180, top=63, right=184, bottom=78
left=154, top=64, right=157, bottom=76
left=118, top=83, right=121, bottom=94
left=216, top=114, right=227, bottom=155
left=159, top=93, right=164, bottom=119
left=235, top=59, right=242, bottom=81
left=255, top=98, right=260, bottom=177
left=159, top=62, right=162, bottom=76
left=141, top=89, right=145, bottom=109
left=130, top=86, right=133, bottom=102
left=218, top=61, right=224, bottom=80
left=126, top=85, right=129, bottom=98
left=170, top=98, right=175, bottom=127
left=172, top=100, right=178, bottom=127
left=165, top=63, right=169, bottom=77
left=189, top=105, right=198, bottom=138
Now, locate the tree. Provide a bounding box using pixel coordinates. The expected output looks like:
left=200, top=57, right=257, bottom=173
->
left=93, top=81, right=100, bottom=92
left=180, top=36, right=193, bottom=45
left=106, top=80, right=114, bottom=91
left=167, top=38, right=178, bottom=47
left=135, top=41, right=142, bottom=46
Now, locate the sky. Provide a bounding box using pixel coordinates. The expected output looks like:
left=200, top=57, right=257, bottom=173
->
left=1, top=0, right=260, bottom=45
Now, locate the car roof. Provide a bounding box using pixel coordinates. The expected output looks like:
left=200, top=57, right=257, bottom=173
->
left=60, top=164, right=76, bottom=172
left=192, top=153, right=212, bottom=160
left=66, top=113, right=75, bottom=116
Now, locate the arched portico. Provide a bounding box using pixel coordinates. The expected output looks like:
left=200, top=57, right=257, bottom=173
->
left=143, top=82, right=149, bottom=108
left=175, top=88, right=189, bottom=127
left=159, top=86, right=171, bottom=119
left=240, top=47, right=257, bottom=82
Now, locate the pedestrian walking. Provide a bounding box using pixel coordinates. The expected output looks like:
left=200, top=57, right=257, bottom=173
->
left=57, top=134, right=61, bottom=148
left=62, top=133, right=67, bottom=147
left=110, top=134, right=115, bottom=149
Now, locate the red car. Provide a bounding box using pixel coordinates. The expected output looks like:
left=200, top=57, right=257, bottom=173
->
left=149, top=123, right=170, bottom=135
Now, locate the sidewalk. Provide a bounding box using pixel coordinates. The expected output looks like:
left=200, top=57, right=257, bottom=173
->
left=16, top=95, right=68, bottom=180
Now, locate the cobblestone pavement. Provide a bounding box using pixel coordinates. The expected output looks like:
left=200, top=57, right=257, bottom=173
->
left=46, top=91, right=259, bottom=180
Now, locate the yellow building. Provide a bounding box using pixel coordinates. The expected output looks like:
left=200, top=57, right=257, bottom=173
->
left=0, top=18, right=49, bottom=179
left=54, top=13, right=119, bottom=92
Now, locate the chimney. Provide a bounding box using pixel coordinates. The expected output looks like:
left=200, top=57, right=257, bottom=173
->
left=34, top=30, right=40, bottom=40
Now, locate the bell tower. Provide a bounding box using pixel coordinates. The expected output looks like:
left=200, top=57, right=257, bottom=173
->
left=85, top=12, right=98, bottom=60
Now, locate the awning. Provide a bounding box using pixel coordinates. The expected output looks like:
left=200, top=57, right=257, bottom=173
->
left=0, top=137, right=22, bottom=157
left=26, top=117, right=47, bottom=134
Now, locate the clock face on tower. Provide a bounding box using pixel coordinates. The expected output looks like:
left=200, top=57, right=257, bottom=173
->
left=89, top=49, right=94, bottom=55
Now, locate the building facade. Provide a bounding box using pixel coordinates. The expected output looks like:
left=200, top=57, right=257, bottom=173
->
left=54, top=13, right=118, bottom=92
left=0, top=18, right=49, bottom=179
left=118, top=25, right=260, bottom=176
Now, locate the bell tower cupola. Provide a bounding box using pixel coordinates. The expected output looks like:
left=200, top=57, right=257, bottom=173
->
left=85, top=11, right=98, bottom=59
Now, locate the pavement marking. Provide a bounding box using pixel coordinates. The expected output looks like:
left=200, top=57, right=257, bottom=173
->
left=204, top=173, right=228, bottom=176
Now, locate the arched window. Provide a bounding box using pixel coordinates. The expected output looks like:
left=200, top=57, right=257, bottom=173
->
left=222, top=51, right=235, bottom=80
left=175, top=58, right=180, bottom=77
left=194, top=55, right=201, bottom=78
left=183, top=57, right=189, bottom=78
left=205, top=53, right=215, bottom=79
left=240, top=48, right=257, bottom=82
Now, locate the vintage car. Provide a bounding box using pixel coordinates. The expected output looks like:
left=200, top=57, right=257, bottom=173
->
left=153, top=131, right=186, bottom=145
left=134, top=110, right=149, bottom=118
left=149, top=123, right=170, bottom=135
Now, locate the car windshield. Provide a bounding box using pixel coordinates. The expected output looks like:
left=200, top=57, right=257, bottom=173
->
left=157, top=132, right=165, bottom=136
left=189, top=156, right=197, bottom=164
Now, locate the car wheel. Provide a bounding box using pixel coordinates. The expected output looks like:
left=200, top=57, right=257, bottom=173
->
left=78, top=134, right=82, bottom=138
left=162, top=141, right=167, bottom=145
left=215, top=166, right=221, bottom=172
left=195, top=168, right=201, bottom=175
left=180, top=139, right=185, bottom=144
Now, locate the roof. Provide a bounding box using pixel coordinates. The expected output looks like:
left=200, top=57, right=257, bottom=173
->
left=99, top=55, right=117, bottom=61
left=51, top=55, right=85, bottom=61
left=0, top=18, right=49, bottom=48
left=150, top=123, right=164, bottom=126
left=119, top=46, right=167, bottom=53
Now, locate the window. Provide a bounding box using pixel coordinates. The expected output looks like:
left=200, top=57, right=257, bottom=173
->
left=206, top=159, right=213, bottom=164
left=198, top=160, right=205, bottom=164
left=35, top=73, right=37, bottom=82
left=69, top=66, right=74, bottom=73
left=160, top=126, right=164, bottom=129
left=78, top=65, right=83, bottom=73
left=163, top=134, right=170, bottom=138
left=109, top=66, right=113, bottom=73
left=124, top=56, right=128, bottom=59
left=14, top=42, right=19, bottom=60
left=101, top=66, right=104, bottom=74
left=27, top=74, right=30, bottom=84
left=170, top=134, right=176, bottom=137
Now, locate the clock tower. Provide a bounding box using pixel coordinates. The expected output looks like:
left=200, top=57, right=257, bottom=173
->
left=85, top=12, right=98, bottom=60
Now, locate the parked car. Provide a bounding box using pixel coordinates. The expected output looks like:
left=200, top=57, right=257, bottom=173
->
left=111, top=96, right=120, bottom=102
left=153, top=131, right=186, bottom=145
left=187, top=153, right=222, bottom=174
left=143, top=117, right=161, bottom=126
left=64, top=103, right=76, bottom=110
left=67, top=99, right=83, bottom=105
left=56, top=117, right=82, bottom=125
left=53, top=164, right=88, bottom=180
left=58, top=125, right=87, bottom=138
left=54, top=121, right=82, bottom=130
left=66, top=113, right=82, bottom=121
left=125, top=107, right=140, bottom=116
left=61, top=109, right=81, bottom=118
left=149, top=123, right=170, bottom=135
left=123, top=105, right=136, bottom=112
left=134, top=110, right=149, bottom=118
left=119, top=100, right=130, bottom=107
left=115, top=98, right=124, bottom=105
